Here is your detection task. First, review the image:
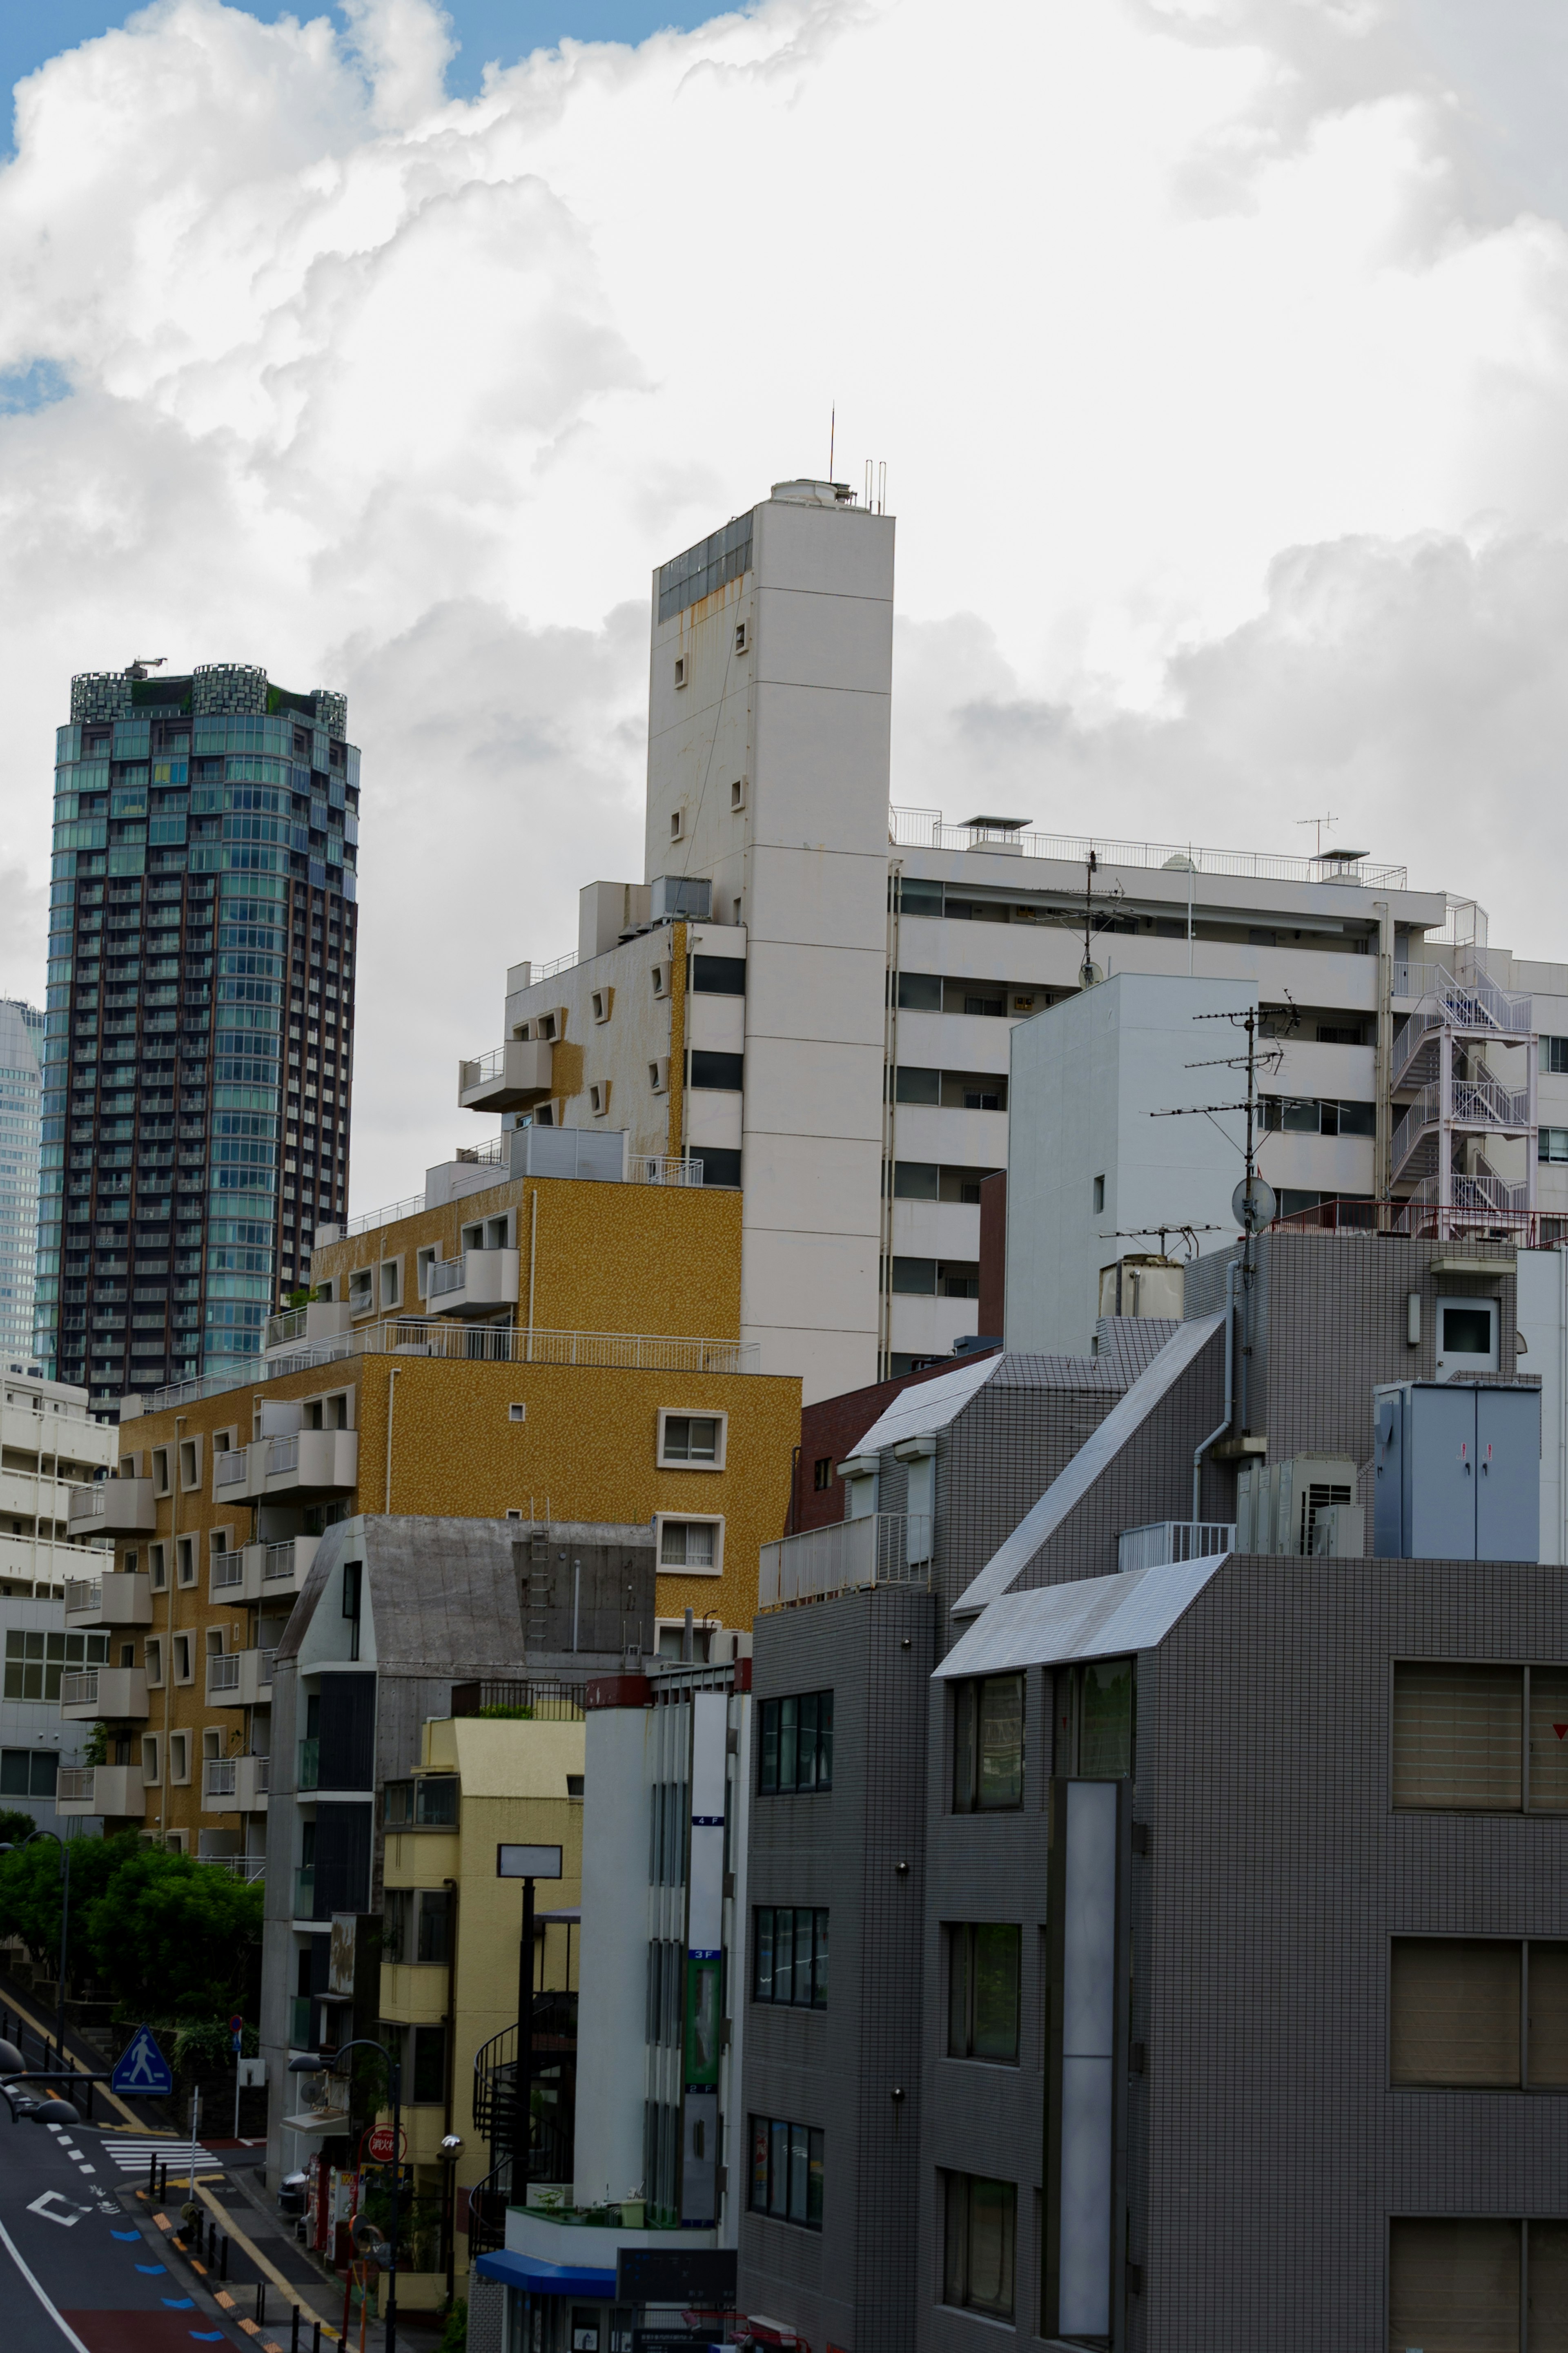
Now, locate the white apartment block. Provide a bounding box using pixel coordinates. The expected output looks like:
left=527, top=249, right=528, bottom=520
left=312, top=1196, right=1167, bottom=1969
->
left=467, top=478, right=1568, bottom=1403
left=0, top=1367, right=118, bottom=1829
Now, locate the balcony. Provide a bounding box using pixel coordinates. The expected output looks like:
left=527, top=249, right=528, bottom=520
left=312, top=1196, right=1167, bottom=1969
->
left=1116, top=1521, right=1237, bottom=1574
left=56, top=1764, right=144, bottom=1818
left=458, top=1039, right=553, bottom=1114
left=202, top=1755, right=271, bottom=1811
left=60, top=1666, right=148, bottom=1722
left=425, top=1247, right=521, bottom=1318
left=242, top=1429, right=358, bottom=1502
left=63, top=1571, right=152, bottom=1630
left=264, top=1299, right=352, bottom=1362
left=759, top=1512, right=933, bottom=1609
left=209, top=1535, right=319, bottom=1605
left=205, top=1648, right=276, bottom=1708
left=65, top=1477, right=155, bottom=1539
left=212, top=1447, right=249, bottom=1499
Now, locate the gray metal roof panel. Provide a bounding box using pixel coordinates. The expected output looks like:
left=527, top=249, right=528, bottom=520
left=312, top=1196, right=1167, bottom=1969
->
left=933, top=1552, right=1230, bottom=1676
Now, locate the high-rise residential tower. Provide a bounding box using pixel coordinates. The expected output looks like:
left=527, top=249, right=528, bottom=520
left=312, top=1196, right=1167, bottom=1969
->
left=0, top=999, right=44, bottom=1370
left=34, top=663, right=360, bottom=1410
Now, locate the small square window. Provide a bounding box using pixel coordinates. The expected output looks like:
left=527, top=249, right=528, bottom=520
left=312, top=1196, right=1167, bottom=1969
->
left=731, top=777, right=746, bottom=812
left=651, top=963, right=670, bottom=1000
left=649, top=1057, right=669, bottom=1095
left=813, top=1457, right=833, bottom=1492
left=508, top=1402, right=526, bottom=1423
left=589, top=1080, right=611, bottom=1117
left=656, top=1514, right=723, bottom=1575
left=591, top=988, right=612, bottom=1024
left=670, top=810, right=684, bottom=841
left=674, top=656, right=686, bottom=688
left=734, top=622, right=748, bottom=654
left=658, top=1410, right=726, bottom=1470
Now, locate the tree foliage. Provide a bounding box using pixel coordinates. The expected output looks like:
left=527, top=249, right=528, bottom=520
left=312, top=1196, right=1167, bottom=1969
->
left=0, top=1835, right=263, bottom=2019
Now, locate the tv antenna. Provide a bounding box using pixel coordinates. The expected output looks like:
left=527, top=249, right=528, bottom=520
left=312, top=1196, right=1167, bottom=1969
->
left=1077, top=850, right=1127, bottom=988
left=1100, top=1224, right=1227, bottom=1262
left=829, top=404, right=835, bottom=482
left=1296, top=811, right=1336, bottom=857
left=1149, top=1005, right=1285, bottom=1245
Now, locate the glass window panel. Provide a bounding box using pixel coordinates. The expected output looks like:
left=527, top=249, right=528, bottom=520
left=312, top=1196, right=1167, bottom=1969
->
left=769, top=2120, right=788, bottom=2217
left=1389, top=2218, right=1519, bottom=2353
left=754, top=1908, right=774, bottom=2002
left=943, top=2174, right=967, bottom=2305
left=971, top=1925, right=1021, bottom=2062
left=1529, top=1942, right=1568, bottom=2088
left=1079, top=1658, right=1134, bottom=1778
left=1393, top=1663, right=1522, bottom=1810
left=1529, top=2220, right=1568, bottom=2352
left=812, top=1910, right=829, bottom=2008
left=2, top=1667, right=21, bottom=1701
left=774, top=1914, right=793, bottom=2007
left=978, top=1676, right=1024, bottom=1810
left=794, top=1910, right=814, bottom=2007
left=949, top=1926, right=972, bottom=2056
left=0, top=1752, right=29, bottom=1795
left=818, top=1691, right=833, bottom=1788
left=797, top=1693, right=818, bottom=1791
left=779, top=1697, right=797, bottom=1793
left=760, top=1700, right=778, bottom=1793
left=965, top=2179, right=1016, bottom=2320
left=953, top=1682, right=977, bottom=1812
left=2, top=1633, right=20, bottom=1659
left=29, top=1754, right=58, bottom=1796
left=788, top=2123, right=809, bottom=2224
left=1531, top=1669, right=1568, bottom=1812
left=45, top=1633, right=65, bottom=1661
left=806, top=2128, right=824, bottom=2228
left=23, top=1633, right=43, bottom=1660
left=1390, top=1938, right=1520, bottom=2086
left=751, top=2118, right=769, bottom=2212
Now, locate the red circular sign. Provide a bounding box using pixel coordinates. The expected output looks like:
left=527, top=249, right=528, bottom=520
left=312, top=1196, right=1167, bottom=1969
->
left=365, top=2126, right=399, bottom=2164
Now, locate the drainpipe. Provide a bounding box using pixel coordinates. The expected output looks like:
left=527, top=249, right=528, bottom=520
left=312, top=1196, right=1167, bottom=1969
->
left=1191, top=1261, right=1237, bottom=1523
left=441, top=1874, right=457, bottom=2300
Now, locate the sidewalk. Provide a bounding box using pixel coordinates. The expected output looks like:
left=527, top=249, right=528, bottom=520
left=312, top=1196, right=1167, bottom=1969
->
left=217, top=2156, right=448, bottom=2351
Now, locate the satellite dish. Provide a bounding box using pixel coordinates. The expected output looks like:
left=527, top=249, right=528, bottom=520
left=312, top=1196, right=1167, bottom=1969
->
left=1078, top=962, right=1102, bottom=988
left=1232, top=1176, right=1277, bottom=1233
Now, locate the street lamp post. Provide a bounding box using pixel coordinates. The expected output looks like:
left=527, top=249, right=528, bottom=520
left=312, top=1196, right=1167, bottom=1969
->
left=289, top=2041, right=405, bottom=2353
left=0, top=1830, right=71, bottom=2078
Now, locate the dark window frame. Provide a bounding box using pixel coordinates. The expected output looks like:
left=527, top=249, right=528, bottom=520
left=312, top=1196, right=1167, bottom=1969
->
left=749, top=2113, right=824, bottom=2230
left=753, top=1907, right=829, bottom=2009
left=947, top=1922, right=1022, bottom=2063
left=759, top=1692, right=834, bottom=1795
left=952, top=1675, right=1025, bottom=1813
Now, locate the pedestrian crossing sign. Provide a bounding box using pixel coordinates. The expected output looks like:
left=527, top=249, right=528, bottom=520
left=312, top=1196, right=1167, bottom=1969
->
left=111, top=2024, right=173, bottom=2096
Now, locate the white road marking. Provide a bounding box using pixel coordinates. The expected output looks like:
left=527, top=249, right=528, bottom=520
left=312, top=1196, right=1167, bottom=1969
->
left=0, top=2212, right=93, bottom=2349
left=25, top=2190, right=83, bottom=2228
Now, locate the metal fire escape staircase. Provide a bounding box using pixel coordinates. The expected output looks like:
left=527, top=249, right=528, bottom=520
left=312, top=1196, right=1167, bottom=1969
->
left=1390, top=961, right=1535, bottom=1218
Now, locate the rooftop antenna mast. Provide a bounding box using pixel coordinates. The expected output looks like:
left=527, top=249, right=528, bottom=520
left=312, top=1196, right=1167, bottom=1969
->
left=1297, top=811, right=1336, bottom=858
left=125, top=656, right=167, bottom=681
left=829, top=405, right=835, bottom=482
left=1077, top=850, right=1125, bottom=988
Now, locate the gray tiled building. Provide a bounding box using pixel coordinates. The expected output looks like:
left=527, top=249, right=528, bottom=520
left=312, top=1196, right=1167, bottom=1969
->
left=739, top=1231, right=1568, bottom=2352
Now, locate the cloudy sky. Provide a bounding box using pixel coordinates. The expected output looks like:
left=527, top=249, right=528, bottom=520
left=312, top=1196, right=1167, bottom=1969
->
left=4, top=0, right=1568, bottom=1210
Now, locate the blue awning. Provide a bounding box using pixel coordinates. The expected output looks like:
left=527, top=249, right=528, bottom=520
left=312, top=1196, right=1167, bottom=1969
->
left=474, top=2248, right=619, bottom=2298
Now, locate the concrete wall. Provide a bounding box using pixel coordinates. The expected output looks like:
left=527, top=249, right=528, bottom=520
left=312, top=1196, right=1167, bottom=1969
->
left=574, top=1701, right=650, bottom=2207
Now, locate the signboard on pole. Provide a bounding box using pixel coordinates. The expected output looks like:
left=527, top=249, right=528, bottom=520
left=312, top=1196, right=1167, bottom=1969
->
left=496, top=1844, right=563, bottom=1879
left=111, top=2025, right=173, bottom=2097
left=364, top=2124, right=403, bottom=2164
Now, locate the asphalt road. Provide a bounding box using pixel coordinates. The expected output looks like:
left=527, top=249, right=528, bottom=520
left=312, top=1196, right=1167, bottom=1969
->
left=0, top=2098, right=245, bottom=2353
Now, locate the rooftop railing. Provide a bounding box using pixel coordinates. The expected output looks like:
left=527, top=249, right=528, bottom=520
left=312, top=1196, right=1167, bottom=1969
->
left=339, top=1192, right=426, bottom=1240
left=630, top=1155, right=704, bottom=1186
left=455, top=1135, right=508, bottom=1168
left=889, top=806, right=1409, bottom=890
left=265, top=1318, right=759, bottom=1377
left=1117, top=1521, right=1236, bottom=1574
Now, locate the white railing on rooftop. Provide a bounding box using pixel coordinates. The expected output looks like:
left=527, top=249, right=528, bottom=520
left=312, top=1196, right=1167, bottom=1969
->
left=454, top=1135, right=508, bottom=1167
left=889, top=807, right=1409, bottom=890
left=339, top=1192, right=426, bottom=1240
left=1117, top=1521, right=1236, bottom=1575
left=267, top=1317, right=758, bottom=1376
left=759, top=1512, right=933, bottom=1609
left=534, top=948, right=578, bottom=982
left=630, top=1155, right=704, bottom=1186
left=1392, top=961, right=1533, bottom=1034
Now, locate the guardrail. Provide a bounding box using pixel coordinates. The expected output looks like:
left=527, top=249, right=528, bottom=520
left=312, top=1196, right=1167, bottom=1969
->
left=455, top=1135, right=508, bottom=1167
left=215, top=1450, right=247, bottom=1487
left=1117, top=1521, right=1236, bottom=1574
left=210, top=1553, right=245, bottom=1589
left=56, top=1767, right=96, bottom=1802
left=759, top=1512, right=932, bottom=1608
left=630, top=1155, right=704, bottom=1186
left=889, top=806, right=1408, bottom=889
left=59, top=1670, right=98, bottom=1707
left=267, top=1318, right=759, bottom=1375
left=340, top=1192, right=425, bottom=1240
left=63, top=1578, right=100, bottom=1614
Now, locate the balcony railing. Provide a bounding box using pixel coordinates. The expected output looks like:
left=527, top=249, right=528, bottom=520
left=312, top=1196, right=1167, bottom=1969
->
left=56, top=1767, right=96, bottom=1803
left=425, top=1256, right=467, bottom=1299
left=889, top=806, right=1408, bottom=889
left=215, top=1450, right=247, bottom=1487
left=298, top=1737, right=319, bottom=1790
left=629, top=1155, right=704, bottom=1186
left=59, top=1670, right=99, bottom=1708
left=210, top=1553, right=245, bottom=1590
left=454, top=1135, right=508, bottom=1168
left=759, top=1512, right=933, bottom=1609
left=63, top=1578, right=100, bottom=1615
left=268, top=1317, right=759, bottom=1375
left=209, top=1654, right=241, bottom=1692
left=262, top=1539, right=308, bottom=1585
left=205, top=1758, right=238, bottom=1797
left=1117, top=1521, right=1237, bottom=1574
left=204, top=1854, right=266, bottom=1882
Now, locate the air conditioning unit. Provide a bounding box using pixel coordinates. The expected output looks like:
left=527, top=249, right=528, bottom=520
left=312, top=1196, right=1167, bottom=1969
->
left=1310, top=1503, right=1365, bottom=1559
left=1236, top=1454, right=1358, bottom=1555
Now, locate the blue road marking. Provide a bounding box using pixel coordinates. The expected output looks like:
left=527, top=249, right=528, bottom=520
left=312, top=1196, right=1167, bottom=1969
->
left=190, top=2337, right=225, bottom=2344
left=135, top=2261, right=166, bottom=2273
left=110, top=2228, right=140, bottom=2239
left=162, top=2295, right=195, bottom=2307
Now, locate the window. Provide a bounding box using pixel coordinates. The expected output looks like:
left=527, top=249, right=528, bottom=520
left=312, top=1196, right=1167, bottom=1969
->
left=648, top=1057, right=669, bottom=1094
left=689, top=1050, right=743, bottom=1091
left=176, top=1535, right=196, bottom=1586
left=673, top=657, right=686, bottom=689
left=1053, top=1658, right=1136, bottom=1778
left=1542, top=1129, right=1568, bottom=1164
left=670, top=810, right=684, bottom=841
left=891, top=1257, right=935, bottom=1295
left=730, top=776, right=745, bottom=809
left=1544, top=1037, right=1568, bottom=1074
left=379, top=1258, right=401, bottom=1310
left=651, top=963, right=670, bottom=999
left=178, top=1436, right=201, bottom=1490
left=813, top=1457, right=833, bottom=1492
left=657, top=1516, right=722, bottom=1574
left=1390, top=2218, right=1568, bottom=2350
left=759, top=1693, right=833, bottom=1794
left=734, top=622, right=748, bottom=654
left=169, top=1731, right=190, bottom=1784
left=141, top=1735, right=160, bottom=1785
left=348, top=1266, right=372, bottom=1314
left=148, top=1543, right=167, bottom=1591
left=692, top=955, right=745, bottom=995
left=753, top=1908, right=828, bottom=2008
left=953, top=1674, right=1025, bottom=1812
left=416, top=1245, right=438, bottom=1298
left=658, top=1411, right=725, bottom=1469
left=1392, top=1661, right=1568, bottom=1812
left=948, top=1923, right=1021, bottom=2062
left=1092, top=1174, right=1105, bottom=1213
left=0, top=1751, right=59, bottom=1797
left=174, top=1634, right=193, bottom=1683
left=749, top=2116, right=823, bottom=2230
left=3, top=1630, right=109, bottom=1700
left=145, top=1638, right=163, bottom=1687
left=588, top=1079, right=611, bottom=1116
left=942, top=2174, right=1016, bottom=2320
left=1390, top=1938, right=1568, bottom=2088
left=508, top=1402, right=526, bottom=1424
left=382, top=1775, right=458, bottom=1828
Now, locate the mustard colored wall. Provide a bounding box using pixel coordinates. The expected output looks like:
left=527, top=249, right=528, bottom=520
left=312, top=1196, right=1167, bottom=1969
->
left=311, top=1166, right=740, bottom=1344
left=110, top=1345, right=798, bottom=1851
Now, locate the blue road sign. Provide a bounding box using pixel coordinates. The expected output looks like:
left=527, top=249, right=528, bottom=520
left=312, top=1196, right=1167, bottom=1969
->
left=111, top=2024, right=173, bottom=2097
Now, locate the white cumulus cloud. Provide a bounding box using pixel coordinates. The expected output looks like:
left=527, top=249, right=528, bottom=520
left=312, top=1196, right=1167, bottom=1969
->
left=1, top=0, right=1567, bottom=1201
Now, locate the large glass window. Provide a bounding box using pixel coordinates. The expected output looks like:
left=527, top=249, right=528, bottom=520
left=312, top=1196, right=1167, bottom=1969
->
left=942, top=2174, right=1016, bottom=2320
left=749, top=2114, right=823, bottom=2229
left=953, top=1675, right=1024, bottom=1812
left=948, top=1924, right=1021, bottom=2062
left=1393, top=1662, right=1568, bottom=1813
left=1391, top=1938, right=1568, bottom=2088
left=1389, top=2218, right=1568, bottom=2351
left=753, top=1909, right=828, bottom=2009
left=759, top=1693, right=833, bottom=1794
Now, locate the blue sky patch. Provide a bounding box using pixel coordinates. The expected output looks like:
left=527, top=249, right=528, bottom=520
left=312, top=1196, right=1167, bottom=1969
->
left=0, top=359, right=70, bottom=414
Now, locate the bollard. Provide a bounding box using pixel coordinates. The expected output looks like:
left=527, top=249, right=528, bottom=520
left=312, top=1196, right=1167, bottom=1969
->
left=158, top=2162, right=167, bottom=2203
left=256, top=2281, right=266, bottom=2324
left=291, top=2306, right=300, bottom=2352
left=312, top=2322, right=321, bottom=2352
left=148, top=2152, right=157, bottom=2196
left=220, top=2233, right=228, bottom=2282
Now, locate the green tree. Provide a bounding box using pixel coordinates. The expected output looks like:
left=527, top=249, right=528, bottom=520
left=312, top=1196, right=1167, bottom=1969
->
left=0, top=1831, right=134, bottom=1972
left=78, top=1844, right=263, bottom=2018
